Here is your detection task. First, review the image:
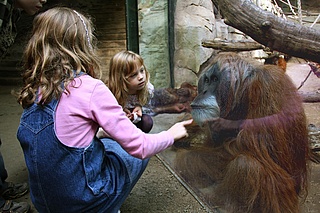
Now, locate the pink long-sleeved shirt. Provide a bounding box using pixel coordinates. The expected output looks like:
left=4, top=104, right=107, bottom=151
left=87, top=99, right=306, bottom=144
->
left=55, top=74, right=174, bottom=159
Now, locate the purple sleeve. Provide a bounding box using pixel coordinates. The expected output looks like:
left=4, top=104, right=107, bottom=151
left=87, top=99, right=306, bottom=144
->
left=90, top=82, right=174, bottom=159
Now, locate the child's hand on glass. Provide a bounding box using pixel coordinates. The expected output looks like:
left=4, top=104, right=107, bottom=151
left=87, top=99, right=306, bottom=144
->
left=167, top=119, right=193, bottom=141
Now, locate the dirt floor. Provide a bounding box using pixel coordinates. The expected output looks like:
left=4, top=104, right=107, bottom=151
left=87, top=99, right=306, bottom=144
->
left=1, top=60, right=320, bottom=213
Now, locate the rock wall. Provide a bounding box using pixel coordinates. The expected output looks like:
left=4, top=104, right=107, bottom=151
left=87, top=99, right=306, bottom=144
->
left=138, top=0, right=217, bottom=88
left=138, top=0, right=250, bottom=88
left=139, top=0, right=282, bottom=88
left=173, top=0, right=215, bottom=87
left=138, top=0, right=170, bottom=88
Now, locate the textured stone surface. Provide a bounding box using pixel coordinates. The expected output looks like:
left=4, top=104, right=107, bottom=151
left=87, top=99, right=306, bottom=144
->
left=173, top=0, right=215, bottom=87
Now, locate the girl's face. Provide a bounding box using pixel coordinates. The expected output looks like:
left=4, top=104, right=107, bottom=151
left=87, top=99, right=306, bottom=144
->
left=15, top=0, right=47, bottom=15
left=126, top=65, right=146, bottom=94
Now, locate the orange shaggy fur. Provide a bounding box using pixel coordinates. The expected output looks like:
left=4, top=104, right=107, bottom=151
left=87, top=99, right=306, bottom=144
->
left=175, top=53, right=310, bottom=213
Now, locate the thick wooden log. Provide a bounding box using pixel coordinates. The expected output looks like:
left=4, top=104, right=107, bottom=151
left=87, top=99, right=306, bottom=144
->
left=202, top=39, right=265, bottom=51
left=212, top=0, right=320, bottom=63
left=299, top=91, right=320, bottom=103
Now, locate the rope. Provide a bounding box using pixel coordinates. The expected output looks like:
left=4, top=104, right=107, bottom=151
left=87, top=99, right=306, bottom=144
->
left=297, top=0, right=302, bottom=24
left=271, top=0, right=286, bottom=19
left=310, top=14, right=320, bottom=28
left=286, top=0, right=296, bottom=15
left=297, top=68, right=312, bottom=90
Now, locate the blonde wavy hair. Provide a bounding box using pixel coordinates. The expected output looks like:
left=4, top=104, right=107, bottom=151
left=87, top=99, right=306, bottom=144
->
left=18, top=7, right=101, bottom=108
left=107, top=50, right=150, bottom=107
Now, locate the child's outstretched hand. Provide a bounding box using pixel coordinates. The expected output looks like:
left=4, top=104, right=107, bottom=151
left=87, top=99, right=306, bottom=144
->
left=167, top=119, right=193, bottom=141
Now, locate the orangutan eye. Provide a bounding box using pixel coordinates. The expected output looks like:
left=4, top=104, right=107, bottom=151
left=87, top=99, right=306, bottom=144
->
left=211, top=75, right=218, bottom=82
left=204, top=76, right=209, bottom=84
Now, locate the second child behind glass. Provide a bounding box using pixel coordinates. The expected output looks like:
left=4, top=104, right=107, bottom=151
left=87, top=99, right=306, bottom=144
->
left=108, top=50, right=154, bottom=133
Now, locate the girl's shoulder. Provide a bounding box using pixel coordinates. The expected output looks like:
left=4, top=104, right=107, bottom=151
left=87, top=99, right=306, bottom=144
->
left=77, top=74, right=104, bottom=85
left=68, top=75, right=107, bottom=94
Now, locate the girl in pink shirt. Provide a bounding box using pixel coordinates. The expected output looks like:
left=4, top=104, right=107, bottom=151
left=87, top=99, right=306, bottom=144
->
left=17, top=7, right=192, bottom=213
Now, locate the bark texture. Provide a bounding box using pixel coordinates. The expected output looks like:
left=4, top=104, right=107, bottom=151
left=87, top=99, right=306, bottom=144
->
left=213, top=0, right=320, bottom=63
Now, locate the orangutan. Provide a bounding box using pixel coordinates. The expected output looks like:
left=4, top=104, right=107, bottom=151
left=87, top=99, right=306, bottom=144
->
left=175, top=52, right=310, bottom=213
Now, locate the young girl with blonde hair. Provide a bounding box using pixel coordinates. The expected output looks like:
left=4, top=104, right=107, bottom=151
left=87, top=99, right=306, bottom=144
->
left=107, top=50, right=154, bottom=133
left=17, top=7, right=192, bottom=213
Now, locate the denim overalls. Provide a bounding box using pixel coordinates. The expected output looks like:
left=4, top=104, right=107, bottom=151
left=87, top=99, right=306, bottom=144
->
left=17, top=94, right=149, bottom=213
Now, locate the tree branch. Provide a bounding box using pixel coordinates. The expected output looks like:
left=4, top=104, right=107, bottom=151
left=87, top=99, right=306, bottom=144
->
left=202, top=39, right=265, bottom=51
left=213, top=0, right=320, bottom=63
left=299, top=91, right=320, bottom=103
